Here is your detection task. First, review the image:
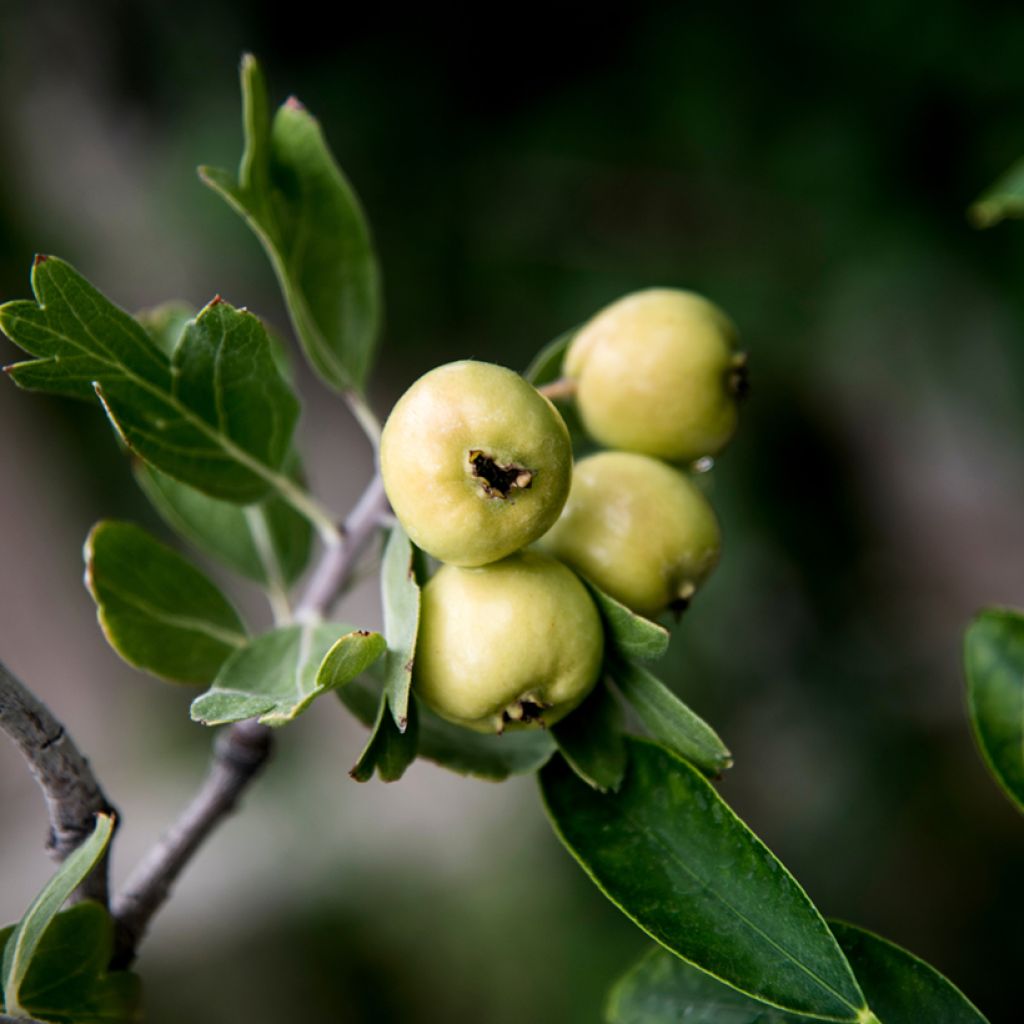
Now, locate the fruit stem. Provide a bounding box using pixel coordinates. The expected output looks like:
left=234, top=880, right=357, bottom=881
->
left=537, top=376, right=578, bottom=402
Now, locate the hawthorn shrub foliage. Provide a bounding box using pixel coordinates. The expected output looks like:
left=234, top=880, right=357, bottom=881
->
left=0, top=55, right=993, bottom=1023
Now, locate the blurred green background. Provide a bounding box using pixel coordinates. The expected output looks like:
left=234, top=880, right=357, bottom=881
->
left=1, top=1, right=1023, bottom=1020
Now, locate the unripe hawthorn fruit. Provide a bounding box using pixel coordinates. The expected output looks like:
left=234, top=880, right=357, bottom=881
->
left=538, top=451, right=721, bottom=618
left=380, top=361, right=573, bottom=567
left=414, top=550, right=604, bottom=732
left=564, top=288, right=746, bottom=463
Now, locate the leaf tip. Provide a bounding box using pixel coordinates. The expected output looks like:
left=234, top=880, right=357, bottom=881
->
left=209, top=294, right=225, bottom=307
left=284, top=94, right=306, bottom=112
left=33, top=253, right=50, bottom=266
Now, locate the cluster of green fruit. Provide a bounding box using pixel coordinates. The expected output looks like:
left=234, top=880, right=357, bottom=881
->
left=380, top=289, right=745, bottom=734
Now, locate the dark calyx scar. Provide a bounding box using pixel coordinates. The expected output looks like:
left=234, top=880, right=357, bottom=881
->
left=469, top=450, right=534, bottom=499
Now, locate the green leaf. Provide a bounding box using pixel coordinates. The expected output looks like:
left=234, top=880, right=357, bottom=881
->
left=316, top=629, right=388, bottom=691
left=380, top=525, right=420, bottom=731
left=611, top=658, right=732, bottom=776
left=606, top=924, right=989, bottom=1024
left=969, top=156, right=1024, bottom=228
left=200, top=54, right=381, bottom=393
left=964, top=607, right=1024, bottom=814
left=340, top=673, right=556, bottom=781
left=524, top=326, right=577, bottom=386
left=190, top=623, right=383, bottom=727
left=552, top=681, right=627, bottom=792
left=606, top=944, right=800, bottom=1023
left=829, top=922, right=988, bottom=1024
left=350, top=689, right=419, bottom=782
left=1, top=257, right=300, bottom=504
left=0, top=902, right=141, bottom=1023
left=134, top=453, right=313, bottom=589
left=135, top=301, right=194, bottom=358
left=1, top=815, right=114, bottom=1018
left=85, top=520, right=247, bottom=685
left=540, top=740, right=866, bottom=1021
left=585, top=581, right=669, bottom=661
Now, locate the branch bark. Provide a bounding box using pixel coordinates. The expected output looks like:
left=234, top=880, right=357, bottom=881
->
left=109, top=719, right=271, bottom=968
left=110, top=472, right=390, bottom=966
left=0, top=660, right=116, bottom=907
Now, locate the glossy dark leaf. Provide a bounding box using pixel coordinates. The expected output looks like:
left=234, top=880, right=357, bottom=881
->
left=552, top=680, right=627, bottom=792
left=964, top=607, right=1024, bottom=814
left=606, top=944, right=800, bottom=1023
left=200, top=54, right=381, bottom=392
left=829, top=921, right=988, bottom=1024
left=540, top=740, right=866, bottom=1021
left=85, top=520, right=247, bottom=685
left=611, top=658, right=732, bottom=776
left=0, top=902, right=141, bottom=1023
left=190, top=623, right=383, bottom=726
left=1, top=257, right=300, bottom=504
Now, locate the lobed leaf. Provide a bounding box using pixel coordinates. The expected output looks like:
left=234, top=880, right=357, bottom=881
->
left=340, top=673, right=556, bottom=781
left=0, top=902, right=141, bottom=1023
left=1, top=815, right=114, bottom=1018
left=585, top=581, right=670, bottom=661
left=85, top=520, right=247, bottom=685
left=964, top=607, right=1024, bottom=814
left=135, top=300, right=193, bottom=358
left=552, top=680, right=627, bottom=792
left=190, top=623, right=383, bottom=727
left=200, top=54, right=381, bottom=393
left=540, top=739, right=866, bottom=1021
left=1, top=257, right=300, bottom=504
left=610, top=657, right=732, bottom=776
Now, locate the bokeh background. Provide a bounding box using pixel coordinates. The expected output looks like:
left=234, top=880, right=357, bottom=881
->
left=2, top=2, right=1023, bottom=1020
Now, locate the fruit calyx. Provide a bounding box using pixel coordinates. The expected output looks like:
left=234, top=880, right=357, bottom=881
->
left=496, top=692, right=551, bottom=732
left=469, top=450, right=534, bottom=499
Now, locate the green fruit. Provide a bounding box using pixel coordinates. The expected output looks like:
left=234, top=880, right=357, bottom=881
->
left=565, top=288, right=745, bottom=463
left=380, top=360, right=573, bottom=567
left=414, top=550, right=604, bottom=732
left=538, top=451, right=721, bottom=617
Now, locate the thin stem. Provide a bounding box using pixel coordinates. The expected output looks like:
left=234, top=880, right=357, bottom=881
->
left=344, top=389, right=383, bottom=452
left=0, top=660, right=116, bottom=907
left=110, top=472, right=391, bottom=966
left=295, top=473, right=389, bottom=622
left=537, top=376, right=577, bottom=402
left=109, top=720, right=272, bottom=968
left=271, top=471, right=343, bottom=548
left=243, top=506, right=293, bottom=625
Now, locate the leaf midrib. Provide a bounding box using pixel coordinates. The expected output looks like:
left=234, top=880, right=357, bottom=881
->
left=98, top=578, right=246, bottom=648
left=619, top=806, right=863, bottom=1019
left=31, top=271, right=292, bottom=496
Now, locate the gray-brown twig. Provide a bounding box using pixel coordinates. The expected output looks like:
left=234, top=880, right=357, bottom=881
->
left=109, top=472, right=391, bottom=967
left=109, top=719, right=272, bottom=968
left=0, top=660, right=117, bottom=907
